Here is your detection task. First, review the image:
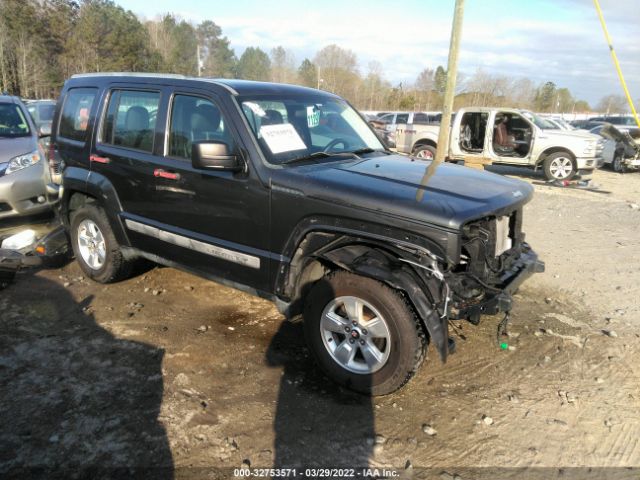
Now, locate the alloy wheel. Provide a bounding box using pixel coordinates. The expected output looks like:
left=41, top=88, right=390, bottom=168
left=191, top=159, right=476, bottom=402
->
left=77, top=219, right=106, bottom=270
left=320, top=296, right=391, bottom=374
left=549, top=156, right=573, bottom=179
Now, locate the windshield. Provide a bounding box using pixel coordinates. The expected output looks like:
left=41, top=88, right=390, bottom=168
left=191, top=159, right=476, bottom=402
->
left=238, top=93, right=384, bottom=165
left=38, top=103, right=56, bottom=122
left=522, top=111, right=556, bottom=130
left=0, top=103, right=31, bottom=138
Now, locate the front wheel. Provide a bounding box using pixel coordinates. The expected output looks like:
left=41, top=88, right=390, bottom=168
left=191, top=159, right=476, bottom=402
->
left=544, top=152, right=576, bottom=181
left=303, top=271, right=427, bottom=395
left=413, top=144, right=437, bottom=161
left=612, top=154, right=626, bottom=173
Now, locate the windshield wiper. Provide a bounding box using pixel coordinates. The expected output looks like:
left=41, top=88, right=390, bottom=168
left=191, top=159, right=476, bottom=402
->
left=281, top=147, right=389, bottom=166
left=281, top=151, right=361, bottom=165
left=349, top=147, right=391, bottom=155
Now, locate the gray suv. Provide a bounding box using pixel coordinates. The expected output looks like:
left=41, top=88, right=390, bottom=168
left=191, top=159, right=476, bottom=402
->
left=0, top=95, right=58, bottom=219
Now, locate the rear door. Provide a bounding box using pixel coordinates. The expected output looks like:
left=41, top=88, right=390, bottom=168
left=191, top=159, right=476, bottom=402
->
left=55, top=87, right=100, bottom=171
left=90, top=86, right=164, bottom=252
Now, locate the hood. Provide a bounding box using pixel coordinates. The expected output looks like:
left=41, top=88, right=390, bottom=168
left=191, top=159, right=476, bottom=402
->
left=601, top=124, right=639, bottom=156
left=274, top=154, right=534, bottom=231
left=0, top=136, right=38, bottom=164
left=540, top=129, right=599, bottom=141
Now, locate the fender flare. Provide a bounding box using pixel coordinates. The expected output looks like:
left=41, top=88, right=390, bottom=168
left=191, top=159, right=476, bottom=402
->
left=60, top=167, right=130, bottom=246
left=319, top=244, right=450, bottom=362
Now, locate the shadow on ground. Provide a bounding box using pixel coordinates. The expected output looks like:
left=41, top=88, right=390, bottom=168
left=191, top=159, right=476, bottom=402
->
left=0, top=273, right=173, bottom=478
left=267, top=321, right=375, bottom=469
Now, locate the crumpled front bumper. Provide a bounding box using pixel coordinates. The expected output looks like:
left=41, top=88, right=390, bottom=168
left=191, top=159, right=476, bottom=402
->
left=449, top=245, right=545, bottom=320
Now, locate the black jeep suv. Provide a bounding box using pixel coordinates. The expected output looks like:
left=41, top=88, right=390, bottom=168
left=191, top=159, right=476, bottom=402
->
left=51, top=73, right=543, bottom=395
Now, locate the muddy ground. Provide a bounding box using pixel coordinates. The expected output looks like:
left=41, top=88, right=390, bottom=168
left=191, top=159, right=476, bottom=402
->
left=1, top=167, right=639, bottom=479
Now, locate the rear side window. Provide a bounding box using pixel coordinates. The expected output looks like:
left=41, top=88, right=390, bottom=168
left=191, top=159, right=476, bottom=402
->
left=59, top=88, right=97, bottom=142
left=395, top=113, right=409, bottom=124
left=102, top=90, right=160, bottom=153
left=412, top=113, right=429, bottom=124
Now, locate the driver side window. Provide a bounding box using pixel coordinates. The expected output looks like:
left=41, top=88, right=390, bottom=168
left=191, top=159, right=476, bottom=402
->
left=168, top=95, right=234, bottom=160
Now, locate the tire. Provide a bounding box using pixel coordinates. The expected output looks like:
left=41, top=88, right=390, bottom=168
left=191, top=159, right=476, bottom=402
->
left=69, top=204, right=132, bottom=283
left=303, top=271, right=427, bottom=395
left=543, top=152, right=576, bottom=181
left=612, top=154, right=625, bottom=173
left=413, top=144, right=437, bottom=161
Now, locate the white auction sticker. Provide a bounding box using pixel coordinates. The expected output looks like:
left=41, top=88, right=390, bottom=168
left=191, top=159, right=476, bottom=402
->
left=260, top=123, right=307, bottom=154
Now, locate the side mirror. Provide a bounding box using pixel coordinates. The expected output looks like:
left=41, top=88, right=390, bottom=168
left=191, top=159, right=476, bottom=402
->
left=192, top=141, right=242, bottom=172
left=38, top=123, right=52, bottom=138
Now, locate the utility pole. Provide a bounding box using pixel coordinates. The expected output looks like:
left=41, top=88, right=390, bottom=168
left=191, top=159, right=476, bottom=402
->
left=196, top=44, right=202, bottom=77
left=416, top=0, right=464, bottom=202
left=434, top=0, right=465, bottom=165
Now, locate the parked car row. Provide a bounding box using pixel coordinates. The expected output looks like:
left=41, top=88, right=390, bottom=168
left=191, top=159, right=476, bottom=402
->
left=391, top=107, right=605, bottom=181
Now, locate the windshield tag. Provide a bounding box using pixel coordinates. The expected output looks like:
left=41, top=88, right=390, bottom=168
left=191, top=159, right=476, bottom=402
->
left=307, top=106, right=320, bottom=128
left=260, top=123, right=307, bottom=154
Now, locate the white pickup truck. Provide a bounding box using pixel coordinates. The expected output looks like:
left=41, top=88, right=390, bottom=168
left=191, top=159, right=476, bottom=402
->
left=394, top=107, right=604, bottom=181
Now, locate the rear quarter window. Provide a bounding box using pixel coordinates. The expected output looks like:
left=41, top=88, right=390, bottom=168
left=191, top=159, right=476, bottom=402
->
left=59, top=88, right=97, bottom=142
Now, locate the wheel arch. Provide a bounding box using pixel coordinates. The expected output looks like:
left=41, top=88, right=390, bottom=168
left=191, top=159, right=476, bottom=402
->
left=60, top=167, right=130, bottom=246
left=280, top=230, right=450, bottom=362
left=537, top=147, right=576, bottom=166
left=412, top=137, right=438, bottom=153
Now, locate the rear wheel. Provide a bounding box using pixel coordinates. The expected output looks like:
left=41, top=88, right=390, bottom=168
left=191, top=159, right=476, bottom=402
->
left=303, top=271, right=427, bottom=395
left=544, top=152, right=576, bottom=181
left=70, top=204, right=132, bottom=283
left=413, top=144, right=437, bottom=161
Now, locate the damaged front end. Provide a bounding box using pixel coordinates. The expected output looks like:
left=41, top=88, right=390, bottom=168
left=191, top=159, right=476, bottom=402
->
left=288, top=209, right=543, bottom=365
left=446, top=208, right=545, bottom=324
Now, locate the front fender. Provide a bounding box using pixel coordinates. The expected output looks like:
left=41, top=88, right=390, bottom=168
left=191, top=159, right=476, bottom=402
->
left=320, top=245, right=450, bottom=363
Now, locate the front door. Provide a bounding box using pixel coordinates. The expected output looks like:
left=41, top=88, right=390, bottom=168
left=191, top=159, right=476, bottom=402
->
left=488, top=111, right=533, bottom=164
left=125, top=89, right=271, bottom=291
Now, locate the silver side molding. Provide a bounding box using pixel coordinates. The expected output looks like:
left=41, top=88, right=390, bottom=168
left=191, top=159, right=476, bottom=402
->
left=125, top=219, right=260, bottom=270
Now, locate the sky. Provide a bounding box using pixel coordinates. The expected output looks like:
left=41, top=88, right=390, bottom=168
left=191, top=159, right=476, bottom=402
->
left=118, top=0, right=640, bottom=106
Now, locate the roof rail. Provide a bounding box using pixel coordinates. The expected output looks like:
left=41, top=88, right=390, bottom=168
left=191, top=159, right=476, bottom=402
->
left=71, top=72, right=188, bottom=80
left=69, top=72, right=239, bottom=95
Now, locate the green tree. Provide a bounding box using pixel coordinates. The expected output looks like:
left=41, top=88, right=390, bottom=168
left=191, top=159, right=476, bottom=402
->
left=555, top=87, right=574, bottom=113
left=534, top=81, right=557, bottom=112
left=196, top=20, right=236, bottom=78
left=297, top=58, right=317, bottom=88
left=434, top=66, right=447, bottom=95
left=270, top=46, right=295, bottom=83
left=236, top=47, right=271, bottom=81
left=168, top=19, right=198, bottom=75
left=64, top=0, right=156, bottom=74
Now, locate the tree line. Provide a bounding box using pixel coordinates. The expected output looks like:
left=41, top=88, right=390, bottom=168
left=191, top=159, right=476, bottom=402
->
left=0, top=0, right=633, bottom=114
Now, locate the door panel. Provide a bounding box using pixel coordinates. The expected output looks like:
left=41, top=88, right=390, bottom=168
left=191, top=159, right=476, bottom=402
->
left=126, top=89, right=271, bottom=291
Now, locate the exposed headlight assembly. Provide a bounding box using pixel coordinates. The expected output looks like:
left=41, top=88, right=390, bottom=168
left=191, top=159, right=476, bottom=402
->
left=6, top=150, right=41, bottom=175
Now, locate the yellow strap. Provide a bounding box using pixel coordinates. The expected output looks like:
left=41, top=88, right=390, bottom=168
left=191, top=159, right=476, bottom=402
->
left=594, top=0, right=640, bottom=128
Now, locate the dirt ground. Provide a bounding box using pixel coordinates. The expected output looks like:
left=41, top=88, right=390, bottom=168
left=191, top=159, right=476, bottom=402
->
left=1, top=167, right=639, bottom=479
